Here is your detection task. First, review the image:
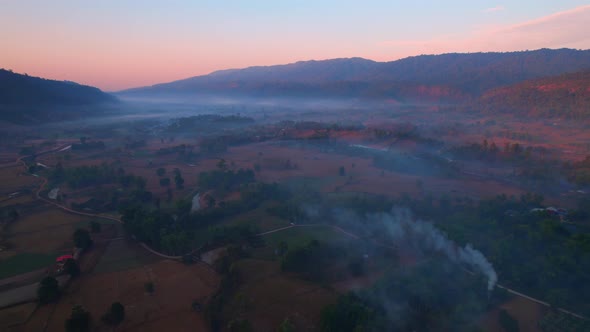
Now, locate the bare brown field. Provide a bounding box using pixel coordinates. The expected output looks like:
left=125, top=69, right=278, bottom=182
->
left=233, top=258, right=337, bottom=331
left=480, top=296, right=547, bottom=332
left=6, top=207, right=89, bottom=255
left=0, top=195, right=36, bottom=209
left=0, top=302, right=36, bottom=331
left=38, top=260, right=218, bottom=332
left=0, top=166, right=39, bottom=196
left=222, top=143, right=526, bottom=201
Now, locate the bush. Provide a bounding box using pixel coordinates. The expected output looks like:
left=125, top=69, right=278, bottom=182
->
left=159, top=178, right=171, bottom=187
left=498, top=309, right=519, bottom=332
left=65, top=305, right=91, bottom=332
left=37, top=276, right=60, bottom=304
left=90, top=221, right=101, bottom=233
left=144, top=281, right=155, bottom=294
left=73, top=229, right=93, bottom=250
left=63, top=258, right=80, bottom=277
left=102, top=302, right=125, bottom=326
left=156, top=167, right=166, bottom=177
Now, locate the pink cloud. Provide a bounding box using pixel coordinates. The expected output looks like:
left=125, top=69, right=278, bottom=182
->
left=379, top=5, right=590, bottom=56
left=483, top=6, right=505, bottom=13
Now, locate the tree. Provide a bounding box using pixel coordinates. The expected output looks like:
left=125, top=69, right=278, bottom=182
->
left=102, top=302, right=125, bottom=326
left=174, top=168, right=185, bottom=189
left=348, top=258, right=365, bottom=277
left=63, top=258, right=80, bottom=277
left=228, top=318, right=253, bottom=332
left=90, top=221, right=101, bottom=233
left=277, top=241, right=288, bottom=256
left=37, top=276, right=60, bottom=304
left=320, top=294, right=372, bottom=332
left=156, top=167, right=166, bottom=177
left=65, top=305, right=91, bottom=332
left=73, top=229, right=93, bottom=250
left=279, top=318, right=295, bottom=332
left=144, top=281, right=155, bottom=294
left=498, top=309, right=519, bottom=332
left=217, top=158, right=227, bottom=170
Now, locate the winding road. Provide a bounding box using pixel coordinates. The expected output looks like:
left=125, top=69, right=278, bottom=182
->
left=6, top=144, right=589, bottom=321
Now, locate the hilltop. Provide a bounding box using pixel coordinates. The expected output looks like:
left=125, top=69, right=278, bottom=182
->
left=0, top=69, right=116, bottom=123
left=121, top=49, right=590, bottom=103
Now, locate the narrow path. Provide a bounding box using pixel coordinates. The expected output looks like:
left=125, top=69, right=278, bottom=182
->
left=13, top=145, right=589, bottom=321
left=256, top=222, right=590, bottom=321
left=15, top=147, right=182, bottom=261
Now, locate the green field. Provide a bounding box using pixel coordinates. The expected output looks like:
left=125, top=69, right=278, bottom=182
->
left=92, top=239, right=160, bottom=274
left=0, top=252, right=56, bottom=279
left=253, top=224, right=358, bottom=261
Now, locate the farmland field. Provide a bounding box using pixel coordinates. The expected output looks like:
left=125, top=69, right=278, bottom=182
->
left=37, top=260, right=218, bottom=332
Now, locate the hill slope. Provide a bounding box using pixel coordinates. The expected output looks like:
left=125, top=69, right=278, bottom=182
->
left=121, top=49, right=590, bottom=101
left=0, top=69, right=115, bottom=106
left=0, top=69, right=116, bottom=122
left=478, top=70, right=590, bottom=118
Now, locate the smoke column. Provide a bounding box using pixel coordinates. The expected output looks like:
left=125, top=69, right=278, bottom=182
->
left=367, top=208, right=498, bottom=291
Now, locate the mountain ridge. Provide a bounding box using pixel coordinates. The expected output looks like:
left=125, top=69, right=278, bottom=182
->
left=120, top=48, right=590, bottom=99
left=0, top=69, right=117, bottom=123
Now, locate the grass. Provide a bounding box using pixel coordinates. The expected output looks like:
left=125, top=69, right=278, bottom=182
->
left=0, top=302, right=37, bottom=329
left=264, top=224, right=351, bottom=248
left=74, top=218, right=117, bottom=230
left=222, top=201, right=290, bottom=232
left=0, top=252, right=56, bottom=279
left=230, top=258, right=337, bottom=330
left=189, top=202, right=291, bottom=250
left=92, top=239, right=160, bottom=274
left=253, top=224, right=357, bottom=261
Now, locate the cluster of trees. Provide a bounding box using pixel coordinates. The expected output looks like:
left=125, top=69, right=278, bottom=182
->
left=51, top=162, right=147, bottom=190
left=448, top=139, right=537, bottom=162
left=199, top=137, right=229, bottom=154
left=355, top=193, right=590, bottom=316
left=121, top=208, right=191, bottom=255
left=71, top=137, right=105, bottom=151
left=35, top=292, right=126, bottom=332
left=198, top=167, right=255, bottom=192
left=478, top=69, right=590, bottom=119
left=320, top=261, right=499, bottom=332
left=564, top=155, right=590, bottom=186
left=0, top=206, right=19, bottom=224
left=165, top=114, right=255, bottom=134
left=156, top=143, right=194, bottom=157
left=450, top=141, right=590, bottom=188
left=156, top=168, right=184, bottom=189
left=370, top=122, right=418, bottom=140
left=371, top=151, right=459, bottom=178
left=63, top=302, right=125, bottom=332
left=320, top=260, right=496, bottom=331
left=122, top=180, right=284, bottom=255
left=73, top=228, right=93, bottom=251
left=205, top=247, right=246, bottom=331
left=280, top=239, right=322, bottom=275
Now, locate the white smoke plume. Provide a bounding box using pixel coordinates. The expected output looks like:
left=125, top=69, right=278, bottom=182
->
left=367, top=208, right=498, bottom=291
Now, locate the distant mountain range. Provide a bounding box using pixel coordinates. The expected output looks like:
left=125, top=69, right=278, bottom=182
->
left=0, top=69, right=116, bottom=123
left=2, top=48, right=590, bottom=123
left=121, top=49, right=590, bottom=107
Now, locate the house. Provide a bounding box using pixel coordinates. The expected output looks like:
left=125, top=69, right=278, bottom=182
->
left=56, top=254, right=74, bottom=272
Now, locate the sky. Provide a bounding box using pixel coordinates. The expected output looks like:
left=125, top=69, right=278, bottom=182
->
left=1, top=0, right=590, bottom=91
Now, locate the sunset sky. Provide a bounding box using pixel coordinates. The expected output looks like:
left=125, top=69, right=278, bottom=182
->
left=1, top=1, right=589, bottom=91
